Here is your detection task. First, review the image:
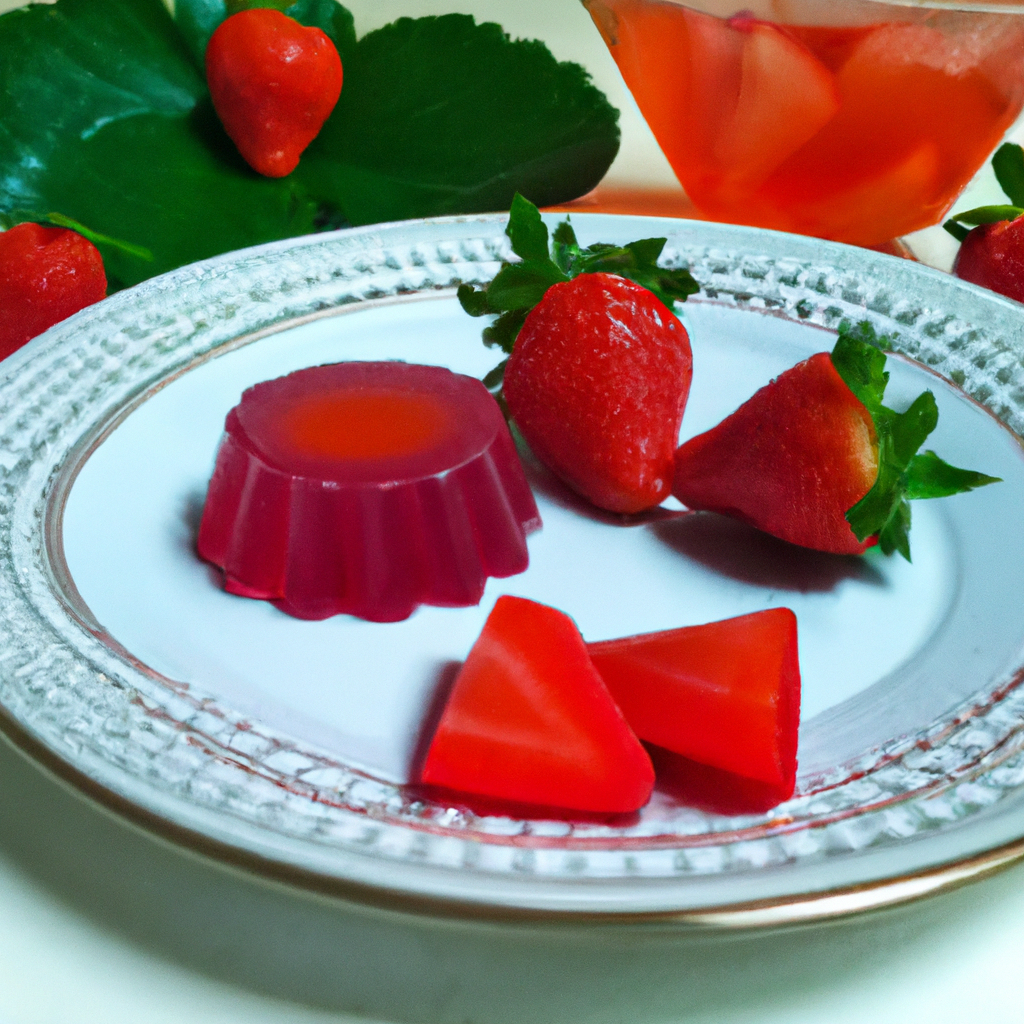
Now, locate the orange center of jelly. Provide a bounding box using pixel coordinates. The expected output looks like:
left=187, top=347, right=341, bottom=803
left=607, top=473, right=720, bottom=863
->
left=280, top=389, right=454, bottom=461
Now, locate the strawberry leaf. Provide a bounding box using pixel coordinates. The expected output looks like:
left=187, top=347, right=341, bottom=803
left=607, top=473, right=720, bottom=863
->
left=483, top=310, right=529, bottom=354
left=227, top=0, right=295, bottom=14
left=944, top=143, right=1024, bottom=240
left=486, top=260, right=569, bottom=312
left=456, top=284, right=492, bottom=319
left=507, top=192, right=552, bottom=263
left=459, top=194, right=698, bottom=388
left=551, top=219, right=580, bottom=274
left=993, top=142, right=1024, bottom=208
left=483, top=358, right=510, bottom=391
left=299, top=15, right=620, bottom=226
left=832, top=321, right=1000, bottom=560
left=905, top=450, right=1001, bottom=499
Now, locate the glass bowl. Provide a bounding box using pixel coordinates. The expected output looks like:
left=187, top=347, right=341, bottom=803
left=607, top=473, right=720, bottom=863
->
left=583, top=0, right=1024, bottom=246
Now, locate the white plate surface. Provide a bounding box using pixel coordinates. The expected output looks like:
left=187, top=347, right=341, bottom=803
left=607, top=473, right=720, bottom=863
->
left=5, top=214, right=1024, bottom=920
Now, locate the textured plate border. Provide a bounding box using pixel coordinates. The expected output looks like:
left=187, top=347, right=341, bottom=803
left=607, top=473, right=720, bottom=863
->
left=5, top=214, right=1024, bottom=922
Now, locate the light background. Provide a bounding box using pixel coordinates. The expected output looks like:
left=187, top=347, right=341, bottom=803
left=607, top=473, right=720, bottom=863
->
left=2, top=2, right=1024, bottom=1022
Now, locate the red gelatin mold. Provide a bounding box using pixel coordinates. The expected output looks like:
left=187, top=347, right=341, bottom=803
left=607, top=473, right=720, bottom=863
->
left=197, top=362, right=541, bottom=622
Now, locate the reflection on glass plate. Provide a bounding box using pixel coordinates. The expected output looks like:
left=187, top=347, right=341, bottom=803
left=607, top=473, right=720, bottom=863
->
left=3, top=215, right=1024, bottom=924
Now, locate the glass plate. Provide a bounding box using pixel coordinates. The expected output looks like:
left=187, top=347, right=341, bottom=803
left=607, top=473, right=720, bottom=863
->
left=4, top=214, right=1024, bottom=925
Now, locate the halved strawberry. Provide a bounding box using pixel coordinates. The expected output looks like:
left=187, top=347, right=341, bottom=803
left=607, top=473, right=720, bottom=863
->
left=587, top=609, right=800, bottom=799
left=418, top=595, right=654, bottom=814
left=505, top=272, right=692, bottom=513
left=673, top=323, right=999, bottom=559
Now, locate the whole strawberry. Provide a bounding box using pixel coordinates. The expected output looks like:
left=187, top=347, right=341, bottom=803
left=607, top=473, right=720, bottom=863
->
left=0, top=222, right=107, bottom=361
left=674, top=322, right=999, bottom=559
left=206, top=8, right=343, bottom=178
left=505, top=273, right=691, bottom=513
left=952, top=216, right=1024, bottom=301
left=947, top=143, right=1024, bottom=303
left=459, top=194, right=698, bottom=514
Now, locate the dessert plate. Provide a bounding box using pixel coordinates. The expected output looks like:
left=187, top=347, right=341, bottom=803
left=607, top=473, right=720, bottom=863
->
left=4, top=214, right=1024, bottom=926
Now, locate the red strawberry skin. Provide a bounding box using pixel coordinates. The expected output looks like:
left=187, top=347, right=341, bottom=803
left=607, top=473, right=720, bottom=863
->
left=588, top=609, right=801, bottom=797
left=419, top=595, right=654, bottom=814
left=504, top=272, right=693, bottom=514
left=673, top=352, right=878, bottom=554
left=0, top=223, right=106, bottom=360
left=954, top=216, right=1024, bottom=303
left=206, top=9, right=343, bottom=178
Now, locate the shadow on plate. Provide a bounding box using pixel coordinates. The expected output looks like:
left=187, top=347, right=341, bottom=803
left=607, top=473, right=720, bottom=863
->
left=652, top=512, right=886, bottom=592
left=521, top=446, right=688, bottom=528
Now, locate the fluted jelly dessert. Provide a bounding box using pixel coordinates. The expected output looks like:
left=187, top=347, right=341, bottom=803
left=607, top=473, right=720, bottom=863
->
left=197, top=361, right=541, bottom=622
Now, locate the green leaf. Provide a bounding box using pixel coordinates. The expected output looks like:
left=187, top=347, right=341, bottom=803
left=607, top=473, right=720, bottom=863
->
left=2, top=0, right=618, bottom=289
left=571, top=235, right=697, bottom=309
left=457, top=283, right=493, bottom=318
left=461, top=193, right=698, bottom=394
left=506, top=192, right=550, bottom=263
left=946, top=204, right=1024, bottom=226
left=227, top=0, right=295, bottom=15
left=25, top=105, right=318, bottom=288
left=482, top=309, right=529, bottom=354
left=168, top=0, right=226, bottom=70
left=905, top=450, right=1002, bottom=499
left=0, top=0, right=203, bottom=216
left=993, top=142, right=1024, bottom=207
left=43, top=212, right=153, bottom=262
left=830, top=320, right=891, bottom=412
left=298, top=14, right=619, bottom=225
left=485, top=259, right=568, bottom=312
left=551, top=219, right=580, bottom=274
left=943, top=219, right=971, bottom=242
left=483, top=358, right=509, bottom=391
left=888, top=391, right=938, bottom=467
left=835, top=323, right=1000, bottom=560
left=877, top=500, right=912, bottom=562
left=943, top=202, right=1024, bottom=242
left=0, top=0, right=300, bottom=286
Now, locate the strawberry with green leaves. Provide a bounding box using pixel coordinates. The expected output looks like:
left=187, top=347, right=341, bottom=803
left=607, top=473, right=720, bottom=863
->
left=673, top=322, right=999, bottom=559
left=459, top=194, right=698, bottom=514
left=946, top=143, right=1024, bottom=302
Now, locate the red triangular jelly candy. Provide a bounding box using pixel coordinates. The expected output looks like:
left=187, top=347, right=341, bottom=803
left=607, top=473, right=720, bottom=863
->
left=419, top=596, right=655, bottom=814
left=588, top=609, right=800, bottom=797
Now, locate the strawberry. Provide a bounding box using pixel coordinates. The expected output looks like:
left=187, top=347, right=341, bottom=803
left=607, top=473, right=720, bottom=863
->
left=0, top=221, right=106, bottom=360
left=948, top=142, right=1024, bottom=303
left=505, top=272, right=691, bottom=513
left=953, top=215, right=1024, bottom=301
left=418, top=595, right=654, bottom=814
left=458, top=194, right=697, bottom=514
left=206, top=8, right=343, bottom=178
left=587, top=608, right=801, bottom=800
left=673, top=322, right=999, bottom=559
